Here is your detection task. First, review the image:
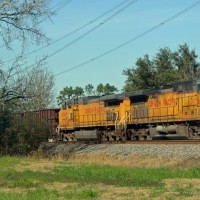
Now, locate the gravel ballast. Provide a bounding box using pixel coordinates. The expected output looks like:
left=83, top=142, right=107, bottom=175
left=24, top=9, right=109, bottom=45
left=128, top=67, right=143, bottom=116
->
left=39, top=143, right=200, bottom=160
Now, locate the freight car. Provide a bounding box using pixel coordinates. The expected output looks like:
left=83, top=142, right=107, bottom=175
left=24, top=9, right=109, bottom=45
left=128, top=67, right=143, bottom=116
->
left=55, top=79, right=200, bottom=141
left=16, top=108, right=60, bottom=139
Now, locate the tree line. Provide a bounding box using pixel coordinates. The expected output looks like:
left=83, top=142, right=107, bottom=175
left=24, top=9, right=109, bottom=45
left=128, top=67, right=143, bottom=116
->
left=57, top=83, right=118, bottom=105
left=123, top=43, right=200, bottom=91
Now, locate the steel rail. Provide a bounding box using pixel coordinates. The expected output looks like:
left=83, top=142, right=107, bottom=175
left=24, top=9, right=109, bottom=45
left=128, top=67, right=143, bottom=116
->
left=43, top=140, right=200, bottom=145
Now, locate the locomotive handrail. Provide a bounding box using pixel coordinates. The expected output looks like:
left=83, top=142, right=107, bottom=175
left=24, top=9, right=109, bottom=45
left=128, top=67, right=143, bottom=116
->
left=115, top=112, right=131, bottom=132
left=114, top=112, right=119, bottom=131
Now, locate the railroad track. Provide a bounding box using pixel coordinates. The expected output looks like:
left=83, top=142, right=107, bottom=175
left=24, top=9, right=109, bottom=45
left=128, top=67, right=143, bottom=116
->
left=44, top=139, right=200, bottom=145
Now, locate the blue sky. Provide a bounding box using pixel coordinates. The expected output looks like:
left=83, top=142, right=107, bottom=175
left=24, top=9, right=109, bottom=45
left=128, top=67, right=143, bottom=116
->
left=1, top=0, right=200, bottom=95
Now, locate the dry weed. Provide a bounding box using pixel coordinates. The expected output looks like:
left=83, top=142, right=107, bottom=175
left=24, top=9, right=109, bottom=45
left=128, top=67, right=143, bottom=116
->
left=164, top=178, right=200, bottom=189
left=98, top=184, right=150, bottom=200
left=16, top=158, right=58, bottom=172
left=15, top=153, right=200, bottom=172
left=44, top=181, right=78, bottom=191
left=0, top=187, right=24, bottom=193
left=66, top=153, right=198, bottom=169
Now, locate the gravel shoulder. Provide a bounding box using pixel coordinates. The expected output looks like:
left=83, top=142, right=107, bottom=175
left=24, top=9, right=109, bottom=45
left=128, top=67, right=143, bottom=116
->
left=39, top=143, right=200, bottom=160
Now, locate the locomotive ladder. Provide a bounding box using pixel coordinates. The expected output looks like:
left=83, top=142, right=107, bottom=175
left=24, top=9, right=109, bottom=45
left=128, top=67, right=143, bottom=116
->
left=115, top=112, right=131, bottom=132
left=73, top=109, right=79, bottom=126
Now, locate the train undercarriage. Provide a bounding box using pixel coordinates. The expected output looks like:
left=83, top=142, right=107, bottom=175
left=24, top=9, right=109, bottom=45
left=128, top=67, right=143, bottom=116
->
left=52, top=121, right=200, bottom=142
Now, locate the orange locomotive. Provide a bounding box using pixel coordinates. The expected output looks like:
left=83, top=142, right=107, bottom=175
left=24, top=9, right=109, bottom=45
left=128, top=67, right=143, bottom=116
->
left=56, top=79, right=200, bottom=141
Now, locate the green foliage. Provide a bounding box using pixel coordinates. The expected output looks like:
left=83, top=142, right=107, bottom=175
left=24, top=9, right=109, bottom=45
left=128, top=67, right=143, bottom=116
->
left=85, top=84, right=95, bottom=95
left=56, top=86, right=85, bottom=106
left=0, top=111, right=48, bottom=155
left=123, top=54, right=155, bottom=91
left=0, top=108, right=12, bottom=133
left=123, top=43, right=200, bottom=92
left=153, top=47, right=180, bottom=87
left=96, top=83, right=104, bottom=95
left=57, top=83, right=118, bottom=105
left=0, top=108, right=13, bottom=154
left=103, top=83, right=118, bottom=94
left=73, top=86, right=84, bottom=97
left=96, top=83, right=118, bottom=95
left=56, top=86, right=74, bottom=105
left=174, top=43, right=200, bottom=80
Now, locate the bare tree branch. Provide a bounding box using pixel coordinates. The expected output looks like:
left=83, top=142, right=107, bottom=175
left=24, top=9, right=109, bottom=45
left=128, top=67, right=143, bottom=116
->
left=0, top=56, right=55, bottom=110
left=0, top=0, right=53, bottom=48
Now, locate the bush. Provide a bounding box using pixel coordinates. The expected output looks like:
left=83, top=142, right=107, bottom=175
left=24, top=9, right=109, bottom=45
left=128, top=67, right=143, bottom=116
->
left=0, top=109, right=48, bottom=155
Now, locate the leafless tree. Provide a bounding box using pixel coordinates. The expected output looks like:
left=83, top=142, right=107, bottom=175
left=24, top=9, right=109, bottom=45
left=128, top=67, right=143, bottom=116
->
left=0, top=57, right=55, bottom=111
left=20, top=60, right=55, bottom=111
left=0, top=0, right=55, bottom=111
left=0, top=0, right=53, bottom=49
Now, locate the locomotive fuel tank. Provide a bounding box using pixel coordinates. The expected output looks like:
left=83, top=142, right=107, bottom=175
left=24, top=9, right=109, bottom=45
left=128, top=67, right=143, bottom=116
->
left=156, top=125, right=178, bottom=134
left=74, top=130, right=100, bottom=141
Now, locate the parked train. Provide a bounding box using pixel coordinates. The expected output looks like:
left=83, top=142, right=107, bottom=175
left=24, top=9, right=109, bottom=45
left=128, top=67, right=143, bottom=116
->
left=55, top=79, right=200, bottom=141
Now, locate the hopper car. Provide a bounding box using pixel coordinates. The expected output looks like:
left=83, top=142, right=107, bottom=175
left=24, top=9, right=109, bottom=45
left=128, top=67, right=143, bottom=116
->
left=16, top=108, right=60, bottom=139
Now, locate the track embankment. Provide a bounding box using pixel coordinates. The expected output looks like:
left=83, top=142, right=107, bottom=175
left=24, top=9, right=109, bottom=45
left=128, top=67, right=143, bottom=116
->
left=39, top=142, right=200, bottom=162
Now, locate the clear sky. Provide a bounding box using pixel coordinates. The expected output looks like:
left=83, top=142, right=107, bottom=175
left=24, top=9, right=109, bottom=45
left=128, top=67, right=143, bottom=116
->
left=1, top=0, right=200, bottom=96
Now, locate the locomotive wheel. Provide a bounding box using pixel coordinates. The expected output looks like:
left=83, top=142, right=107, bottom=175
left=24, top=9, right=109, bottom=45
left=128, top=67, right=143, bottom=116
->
left=130, top=135, right=137, bottom=140
left=63, top=133, right=75, bottom=141
left=188, top=128, right=194, bottom=139
left=138, top=135, right=147, bottom=141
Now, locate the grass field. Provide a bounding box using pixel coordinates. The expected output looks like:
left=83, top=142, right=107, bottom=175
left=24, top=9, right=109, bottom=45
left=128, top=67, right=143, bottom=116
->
left=0, top=155, right=200, bottom=200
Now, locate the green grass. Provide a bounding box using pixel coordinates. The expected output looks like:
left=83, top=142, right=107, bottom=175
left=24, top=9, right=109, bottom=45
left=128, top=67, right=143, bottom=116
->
left=0, top=156, right=200, bottom=199
left=3, top=164, right=200, bottom=188
left=53, top=164, right=200, bottom=187
left=0, top=189, right=59, bottom=200
left=0, top=156, right=21, bottom=169
left=0, top=188, right=98, bottom=200
left=1, top=157, right=200, bottom=188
